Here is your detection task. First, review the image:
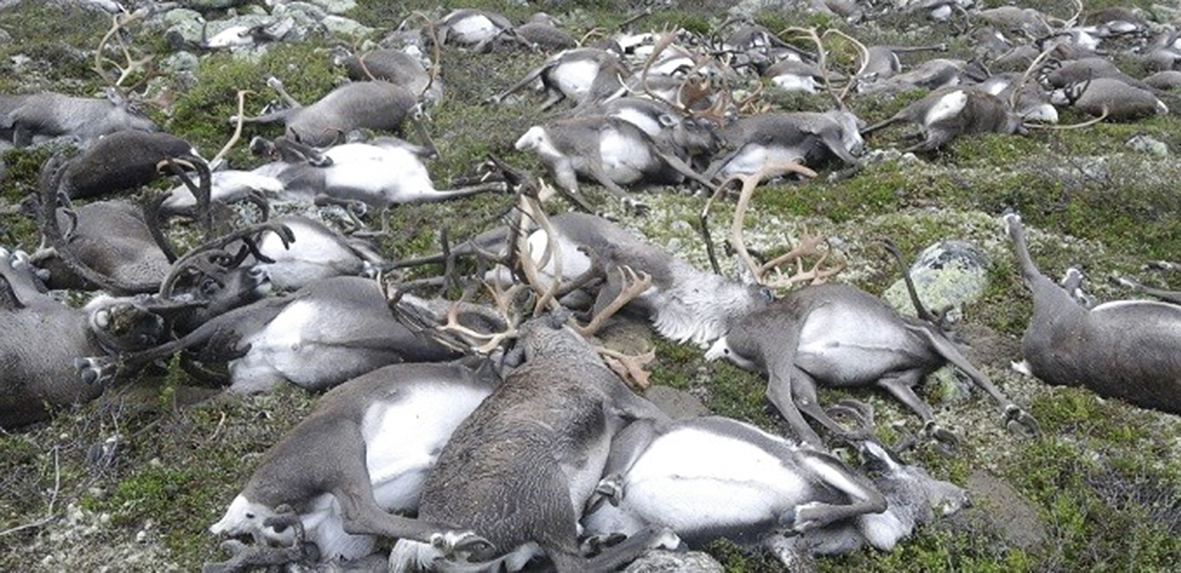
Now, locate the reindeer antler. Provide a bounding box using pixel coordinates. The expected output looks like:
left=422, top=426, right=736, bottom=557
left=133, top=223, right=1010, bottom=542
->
left=94, top=9, right=155, bottom=97
left=721, top=161, right=843, bottom=289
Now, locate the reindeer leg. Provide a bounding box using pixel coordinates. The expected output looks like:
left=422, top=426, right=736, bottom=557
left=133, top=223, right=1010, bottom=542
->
left=877, top=370, right=958, bottom=453
left=584, top=160, right=647, bottom=216
left=537, top=89, right=567, bottom=112
left=1114, top=276, right=1181, bottom=305
left=904, top=323, right=1039, bottom=437
left=265, top=76, right=302, bottom=109
left=331, top=436, right=494, bottom=554
left=789, top=366, right=874, bottom=443
left=767, top=370, right=825, bottom=449
left=780, top=451, right=887, bottom=533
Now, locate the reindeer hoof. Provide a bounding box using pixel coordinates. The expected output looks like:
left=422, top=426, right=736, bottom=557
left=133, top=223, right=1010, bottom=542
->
left=75, top=357, right=114, bottom=385
left=431, top=530, right=496, bottom=562
left=1004, top=406, right=1040, bottom=437
left=586, top=475, right=624, bottom=513
left=580, top=532, right=627, bottom=556
left=622, top=197, right=649, bottom=216
left=923, top=421, right=959, bottom=455
left=780, top=502, right=825, bottom=533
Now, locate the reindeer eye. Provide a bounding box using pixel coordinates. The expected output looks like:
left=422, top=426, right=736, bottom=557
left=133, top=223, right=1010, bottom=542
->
left=245, top=512, right=255, bottom=520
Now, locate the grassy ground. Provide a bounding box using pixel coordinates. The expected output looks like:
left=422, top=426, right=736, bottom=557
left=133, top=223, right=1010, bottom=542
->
left=1, top=0, right=1179, bottom=571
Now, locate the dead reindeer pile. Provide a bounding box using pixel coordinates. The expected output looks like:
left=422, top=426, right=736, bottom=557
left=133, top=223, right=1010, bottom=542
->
left=1, top=1, right=1180, bottom=572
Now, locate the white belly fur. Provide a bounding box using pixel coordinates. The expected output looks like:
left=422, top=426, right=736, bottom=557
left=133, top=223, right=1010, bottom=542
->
left=599, top=128, right=652, bottom=184
left=552, top=60, right=600, bottom=100
left=619, top=428, right=807, bottom=531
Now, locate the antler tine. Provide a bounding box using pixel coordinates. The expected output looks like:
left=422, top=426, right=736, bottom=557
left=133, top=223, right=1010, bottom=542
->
left=1011, top=45, right=1055, bottom=111
left=437, top=283, right=523, bottom=355
left=723, top=160, right=820, bottom=284
left=515, top=191, right=563, bottom=317
left=822, top=29, right=870, bottom=104
left=780, top=26, right=841, bottom=110
left=573, top=265, right=653, bottom=337
left=762, top=226, right=845, bottom=288
left=1064, top=0, right=1084, bottom=29
left=597, top=346, right=656, bottom=390
left=639, top=30, right=686, bottom=112
left=94, top=9, right=150, bottom=95
left=210, top=90, right=254, bottom=170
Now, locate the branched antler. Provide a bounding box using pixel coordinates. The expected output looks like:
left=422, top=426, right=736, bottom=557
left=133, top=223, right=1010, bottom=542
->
left=719, top=161, right=843, bottom=288
left=437, top=281, right=527, bottom=355
left=159, top=222, right=295, bottom=297
left=94, top=9, right=154, bottom=96
left=572, top=266, right=653, bottom=337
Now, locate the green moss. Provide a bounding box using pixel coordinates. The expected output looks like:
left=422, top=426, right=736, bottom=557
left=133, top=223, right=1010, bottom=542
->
left=168, top=43, right=342, bottom=165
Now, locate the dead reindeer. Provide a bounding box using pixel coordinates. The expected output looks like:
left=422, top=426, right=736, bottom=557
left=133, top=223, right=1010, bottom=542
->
left=514, top=116, right=717, bottom=214
left=436, top=9, right=522, bottom=51
left=38, top=141, right=213, bottom=295
left=1004, top=213, right=1181, bottom=414
left=1053, top=77, right=1169, bottom=121
left=0, top=247, right=178, bottom=428
left=75, top=273, right=466, bottom=394
left=574, top=96, right=724, bottom=170
left=234, top=78, right=417, bottom=147
left=1143, top=70, right=1181, bottom=91
left=242, top=215, right=386, bottom=291
left=704, top=110, right=863, bottom=180
left=195, top=134, right=506, bottom=209
left=2, top=8, right=160, bottom=146
left=860, top=44, right=949, bottom=83
left=582, top=417, right=968, bottom=563
left=50, top=130, right=208, bottom=201
left=861, top=86, right=1026, bottom=152
left=857, top=58, right=970, bottom=95
left=32, top=200, right=173, bottom=292
left=332, top=46, right=440, bottom=102
left=516, top=12, right=577, bottom=51
left=704, top=170, right=1038, bottom=450
left=978, top=73, right=1059, bottom=123
left=207, top=361, right=501, bottom=569
left=192, top=16, right=294, bottom=51
left=388, top=274, right=680, bottom=571
left=489, top=47, right=628, bottom=110
left=2, top=91, right=157, bottom=147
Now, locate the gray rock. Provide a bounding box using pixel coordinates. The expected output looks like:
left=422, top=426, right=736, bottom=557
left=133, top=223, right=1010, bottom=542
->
left=1126, top=134, right=1169, bottom=156
left=882, top=240, right=990, bottom=403
left=882, top=240, right=990, bottom=322
left=645, top=386, right=710, bottom=419
left=0, top=28, right=10, bottom=44
left=322, top=16, right=373, bottom=38
left=305, top=0, right=356, bottom=14
left=624, top=550, right=724, bottom=573
left=961, top=470, right=1047, bottom=551
left=162, top=51, right=199, bottom=73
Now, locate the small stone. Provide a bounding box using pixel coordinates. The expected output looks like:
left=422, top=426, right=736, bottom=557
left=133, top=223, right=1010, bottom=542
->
left=1126, top=134, right=1168, bottom=156
left=305, top=0, right=356, bottom=14
left=135, top=530, right=148, bottom=543
left=321, top=15, right=374, bottom=38
left=624, top=549, right=724, bottom=573
left=162, top=51, right=199, bottom=73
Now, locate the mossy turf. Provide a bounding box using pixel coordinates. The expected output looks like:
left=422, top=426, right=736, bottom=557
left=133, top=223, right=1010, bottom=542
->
left=2, top=0, right=1180, bottom=571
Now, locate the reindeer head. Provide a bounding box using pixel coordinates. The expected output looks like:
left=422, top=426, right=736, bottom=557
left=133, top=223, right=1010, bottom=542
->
left=84, top=295, right=168, bottom=354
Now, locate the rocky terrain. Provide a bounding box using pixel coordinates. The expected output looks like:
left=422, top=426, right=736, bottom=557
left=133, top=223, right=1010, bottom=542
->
left=0, top=0, right=1178, bottom=571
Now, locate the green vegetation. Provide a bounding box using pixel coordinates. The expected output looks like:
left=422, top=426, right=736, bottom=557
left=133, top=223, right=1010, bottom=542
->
left=1, top=0, right=1179, bottom=571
